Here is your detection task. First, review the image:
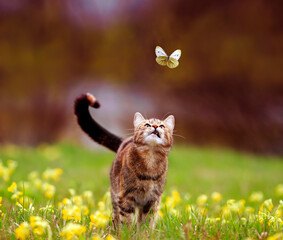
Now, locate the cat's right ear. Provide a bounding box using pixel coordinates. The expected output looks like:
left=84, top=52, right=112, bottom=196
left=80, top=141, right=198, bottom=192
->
left=134, top=112, right=145, bottom=128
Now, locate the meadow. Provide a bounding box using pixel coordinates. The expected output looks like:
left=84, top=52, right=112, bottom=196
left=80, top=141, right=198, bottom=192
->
left=0, top=143, right=282, bottom=239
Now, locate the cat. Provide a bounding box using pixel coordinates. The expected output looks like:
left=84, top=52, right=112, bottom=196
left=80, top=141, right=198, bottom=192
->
left=74, top=93, right=175, bottom=229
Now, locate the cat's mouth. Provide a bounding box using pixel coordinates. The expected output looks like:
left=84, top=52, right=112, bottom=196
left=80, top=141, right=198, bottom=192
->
left=151, top=130, right=161, bottom=138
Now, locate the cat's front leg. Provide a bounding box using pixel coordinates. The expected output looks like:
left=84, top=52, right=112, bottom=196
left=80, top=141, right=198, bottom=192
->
left=117, top=198, right=135, bottom=228
left=138, top=197, right=160, bottom=230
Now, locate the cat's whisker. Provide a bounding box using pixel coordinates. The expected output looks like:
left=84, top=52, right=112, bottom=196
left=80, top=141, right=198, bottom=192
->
left=172, top=134, right=186, bottom=139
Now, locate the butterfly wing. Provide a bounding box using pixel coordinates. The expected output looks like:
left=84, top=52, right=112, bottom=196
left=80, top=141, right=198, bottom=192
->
left=156, top=56, right=168, bottom=66
left=167, top=57, right=179, bottom=68
left=169, top=49, right=181, bottom=61
left=155, top=46, right=168, bottom=57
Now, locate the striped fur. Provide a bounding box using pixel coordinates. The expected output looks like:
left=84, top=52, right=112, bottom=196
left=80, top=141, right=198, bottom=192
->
left=74, top=94, right=175, bottom=229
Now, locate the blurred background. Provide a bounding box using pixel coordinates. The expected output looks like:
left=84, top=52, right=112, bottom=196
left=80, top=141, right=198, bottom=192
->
left=0, top=0, right=283, bottom=155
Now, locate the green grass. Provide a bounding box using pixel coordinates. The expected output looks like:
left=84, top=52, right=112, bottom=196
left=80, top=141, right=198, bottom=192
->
left=0, top=143, right=282, bottom=239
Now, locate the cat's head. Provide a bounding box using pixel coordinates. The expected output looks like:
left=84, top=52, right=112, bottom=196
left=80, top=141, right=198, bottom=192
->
left=133, top=112, right=175, bottom=147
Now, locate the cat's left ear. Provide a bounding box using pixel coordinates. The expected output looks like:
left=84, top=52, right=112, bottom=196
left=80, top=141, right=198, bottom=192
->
left=134, top=112, right=145, bottom=128
left=164, top=115, right=175, bottom=131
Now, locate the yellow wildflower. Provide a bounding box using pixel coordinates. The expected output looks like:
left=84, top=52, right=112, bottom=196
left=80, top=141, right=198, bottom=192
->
left=60, top=223, right=86, bottom=240
left=158, top=210, right=164, bottom=218
left=62, top=198, right=71, bottom=206
left=196, top=194, right=207, bottom=207
left=211, top=192, right=222, bottom=203
left=28, top=171, right=39, bottom=181
left=8, top=182, right=22, bottom=200
left=15, top=222, right=30, bottom=240
left=90, top=211, right=110, bottom=228
left=30, top=216, right=52, bottom=239
left=249, top=191, right=264, bottom=202
left=106, top=235, right=116, bottom=240
left=19, top=196, right=33, bottom=209
left=42, top=183, right=55, bottom=199
left=72, top=195, right=83, bottom=206
left=62, top=205, right=81, bottom=221
left=275, top=184, right=283, bottom=197
left=0, top=160, right=17, bottom=182
left=8, top=182, right=17, bottom=192
left=260, top=199, right=274, bottom=212
left=92, top=236, right=103, bottom=240
left=42, top=168, right=63, bottom=182
left=267, top=232, right=283, bottom=240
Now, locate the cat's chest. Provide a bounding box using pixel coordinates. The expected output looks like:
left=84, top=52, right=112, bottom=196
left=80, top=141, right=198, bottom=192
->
left=135, top=182, right=159, bottom=206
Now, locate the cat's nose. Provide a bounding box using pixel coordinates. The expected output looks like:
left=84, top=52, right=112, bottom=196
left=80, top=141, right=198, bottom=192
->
left=152, top=125, right=158, bottom=129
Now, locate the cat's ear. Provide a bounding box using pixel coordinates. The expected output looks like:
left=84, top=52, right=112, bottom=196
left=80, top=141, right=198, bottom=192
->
left=164, top=115, right=175, bottom=131
left=134, top=112, right=145, bottom=128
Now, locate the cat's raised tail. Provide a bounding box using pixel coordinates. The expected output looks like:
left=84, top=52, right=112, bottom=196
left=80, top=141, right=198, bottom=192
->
left=74, top=93, right=123, bottom=152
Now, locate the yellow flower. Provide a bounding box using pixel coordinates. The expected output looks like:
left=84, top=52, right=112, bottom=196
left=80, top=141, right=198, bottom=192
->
left=30, top=216, right=51, bottom=238
left=62, top=205, right=81, bottom=221
left=196, top=194, right=207, bottom=207
left=15, top=222, right=30, bottom=240
left=42, top=168, right=63, bottom=182
left=211, top=192, right=222, bottom=203
left=8, top=182, right=23, bottom=200
left=105, top=235, right=116, bottom=240
left=28, top=171, right=39, bottom=181
left=90, top=211, right=110, bottom=228
left=249, top=191, right=264, bottom=202
left=158, top=210, right=164, bottom=218
left=267, top=232, right=283, bottom=240
left=62, top=198, right=72, bottom=206
left=8, top=182, right=17, bottom=192
left=275, top=184, right=283, bottom=197
left=42, top=183, right=55, bottom=199
left=19, top=196, right=33, bottom=209
left=60, top=223, right=86, bottom=240
left=92, top=236, right=103, bottom=240
left=260, top=199, right=274, bottom=212
left=0, top=160, right=17, bottom=182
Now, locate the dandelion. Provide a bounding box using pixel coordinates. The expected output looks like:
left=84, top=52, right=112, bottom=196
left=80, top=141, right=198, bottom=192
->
left=249, top=191, right=264, bottom=202
left=211, top=192, right=222, bottom=203
left=196, top=194, right=208, bottom=207
left=15, top=222, right=30, bottom=240
left=60, top=223, right=86, bottom=240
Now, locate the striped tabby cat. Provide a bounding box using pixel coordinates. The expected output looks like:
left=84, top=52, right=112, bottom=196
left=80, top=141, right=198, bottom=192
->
left=74, top=93, right=175, bottom=229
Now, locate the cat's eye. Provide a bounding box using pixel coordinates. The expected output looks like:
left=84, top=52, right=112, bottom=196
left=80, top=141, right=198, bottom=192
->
left=144, top=123, right=151, bottom=127
left=160, top=125, right=165, bottom=129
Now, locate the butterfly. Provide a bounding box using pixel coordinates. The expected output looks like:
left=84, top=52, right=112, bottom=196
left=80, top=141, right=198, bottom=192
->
left=155, top=46, right=181, bottom=68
